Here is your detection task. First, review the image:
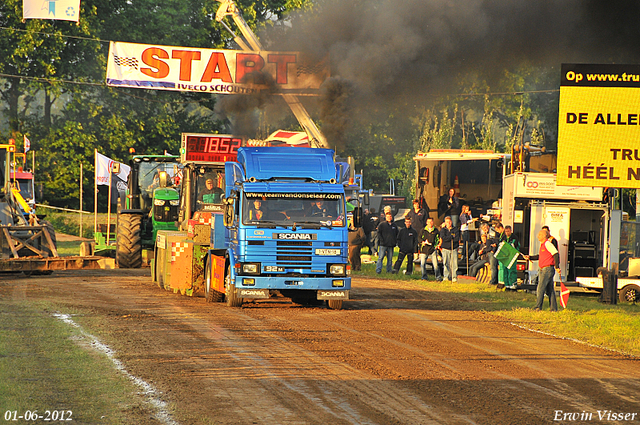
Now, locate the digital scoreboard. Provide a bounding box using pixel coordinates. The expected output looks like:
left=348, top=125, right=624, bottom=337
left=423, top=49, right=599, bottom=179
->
left=180, top=133, right=243, bottom=164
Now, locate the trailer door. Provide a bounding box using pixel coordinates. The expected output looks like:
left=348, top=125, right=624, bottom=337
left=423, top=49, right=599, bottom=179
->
left=544, top=206, right=570, bottom=282
left=529, top=203, right=570, bottom=282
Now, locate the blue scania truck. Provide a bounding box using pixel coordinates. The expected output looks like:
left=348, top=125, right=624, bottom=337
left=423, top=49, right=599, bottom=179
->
left=204, top=146, right=352, bottom=310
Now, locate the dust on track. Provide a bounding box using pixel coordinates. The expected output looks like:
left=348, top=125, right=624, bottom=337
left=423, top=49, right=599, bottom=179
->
left=2, top=269, right=639, bottom=425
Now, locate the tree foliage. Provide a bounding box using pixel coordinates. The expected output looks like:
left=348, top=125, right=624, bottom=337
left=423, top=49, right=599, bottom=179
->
left=1, top=0, right=562, bottom=211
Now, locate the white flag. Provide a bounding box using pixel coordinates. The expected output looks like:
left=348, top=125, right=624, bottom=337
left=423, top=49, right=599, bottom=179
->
left=23, top=0, right=81, bottom=22
left=95, top=151, right=130, bottom=186
left=23, top=135, right=31, bottom=153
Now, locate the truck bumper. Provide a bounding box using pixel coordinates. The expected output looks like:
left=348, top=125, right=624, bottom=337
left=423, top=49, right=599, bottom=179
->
left=235, top=276, right=350, bottom=290
left=233, top=276, right=351, bottom=299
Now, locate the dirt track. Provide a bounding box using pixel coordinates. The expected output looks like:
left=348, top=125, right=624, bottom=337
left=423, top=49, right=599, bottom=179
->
left=3, top=269, right=640, bottom=425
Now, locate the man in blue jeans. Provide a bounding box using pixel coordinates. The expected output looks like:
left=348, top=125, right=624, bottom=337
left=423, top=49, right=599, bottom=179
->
left=525, top=229, right=560, bottom=311
left=418, top=217, right=441, bottom=280
left=376, top=212, right=398, bottom=274
left=439, top=216, right=459, bottom=282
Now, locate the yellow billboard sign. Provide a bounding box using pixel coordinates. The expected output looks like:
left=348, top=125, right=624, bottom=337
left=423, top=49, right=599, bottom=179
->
left=557, top=64, right=640, bottom=188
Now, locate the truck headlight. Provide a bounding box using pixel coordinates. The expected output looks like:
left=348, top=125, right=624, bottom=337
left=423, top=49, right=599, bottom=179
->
left=329, top=264, right=346, bottom=276
left=169, top=199, right=180, bottom=206
left=153, top=199, right=165, bottom=206
left=241, top=263, right=260, bottom=275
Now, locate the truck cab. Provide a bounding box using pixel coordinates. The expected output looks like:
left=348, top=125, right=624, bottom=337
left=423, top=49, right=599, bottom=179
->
left=219, top=147, right=350, bottom=309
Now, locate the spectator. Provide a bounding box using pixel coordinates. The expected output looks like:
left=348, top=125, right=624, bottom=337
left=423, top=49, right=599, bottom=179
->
left=439, top=216, right=459, bottom=282
left=488, top=222, right=506, bottom=286
left=498, top=225, right=521, bottom=290
left=376, top=212, right=398, bottom=274
left=438, top=188, right=460, bottom=227
left=524, top=229, right=560, bottom=312
left=468, top=233, right=494, bottom=278
left=458, top=204, right=477, bottom=259
left=468, top=222, right=491, bottom=260
left=348, top=221, right=366, bottom=271
left=418, top=217, right=441, bottom=281
left=405, top=199, right=428, bottom=232
left=393, top=217, right=419, bottom=275
left=374, top=211, right=385, bottom=255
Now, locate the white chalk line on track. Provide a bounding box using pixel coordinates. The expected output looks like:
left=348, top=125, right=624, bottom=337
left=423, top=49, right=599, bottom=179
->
left=52, top=313, right=180, bottom=425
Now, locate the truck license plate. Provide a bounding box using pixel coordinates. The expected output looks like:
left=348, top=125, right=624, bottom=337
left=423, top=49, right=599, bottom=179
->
left=315, top=248, right=341, bottom=256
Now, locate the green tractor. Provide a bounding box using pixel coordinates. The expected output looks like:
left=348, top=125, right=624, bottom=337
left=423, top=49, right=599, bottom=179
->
left=116, top=154, right=182, bottom=268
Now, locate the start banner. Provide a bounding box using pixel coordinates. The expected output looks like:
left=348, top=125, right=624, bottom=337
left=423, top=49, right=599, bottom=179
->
left=106, top=41, right=328, bottom=95
left=558, top=63, right=640, bottom=188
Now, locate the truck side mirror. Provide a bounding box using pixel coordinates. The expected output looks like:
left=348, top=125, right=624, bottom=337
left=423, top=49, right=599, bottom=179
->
left=223, top=197, right=235, bottom=227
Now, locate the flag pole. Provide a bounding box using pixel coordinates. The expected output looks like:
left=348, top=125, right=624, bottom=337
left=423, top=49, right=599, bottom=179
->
left=94, top=149, right=98, bottom=237
left=107, top=169, right=113, bottom=245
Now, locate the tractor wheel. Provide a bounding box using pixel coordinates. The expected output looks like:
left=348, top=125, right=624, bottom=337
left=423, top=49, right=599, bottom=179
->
left=619, top=284, right=640, bottom=303
left=327, top=299, right=343, bottom=310
left=204, top=257, right=223, bottom=303
left=225, top=266, right=243, bottom=307
left=116, top=213, right=143, bottom=268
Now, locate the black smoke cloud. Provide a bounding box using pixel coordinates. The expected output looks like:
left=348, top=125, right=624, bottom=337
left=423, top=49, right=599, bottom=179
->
left=276, top=0, right=640, bottom=99
left=225, top=0, right=640, bottom=144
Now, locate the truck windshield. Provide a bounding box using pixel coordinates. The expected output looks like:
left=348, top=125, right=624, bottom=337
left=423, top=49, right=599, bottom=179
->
left=242, top=193, right=345, bottom=227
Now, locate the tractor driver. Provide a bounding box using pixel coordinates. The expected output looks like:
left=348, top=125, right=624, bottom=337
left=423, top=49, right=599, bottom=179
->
left=197, top=177, right=223, bottom=205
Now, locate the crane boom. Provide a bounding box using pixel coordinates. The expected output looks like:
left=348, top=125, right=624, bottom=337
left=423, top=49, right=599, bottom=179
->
left=215, top=0, right=329, bottom=149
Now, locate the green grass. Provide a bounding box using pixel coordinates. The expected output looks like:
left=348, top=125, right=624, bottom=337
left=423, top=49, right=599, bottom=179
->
left=46, top=211, right=111, bottom=240
left=355, top=250, right=640, bottom=356
left=0, top=300, right=153, bottom=424
left=56, top=240, right=83, bottom=256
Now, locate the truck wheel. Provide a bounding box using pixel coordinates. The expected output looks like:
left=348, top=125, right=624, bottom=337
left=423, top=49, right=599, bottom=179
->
left=327, top=299, right=343, bottom=310
left=619, top=284, right=640, bottom=303
left=116, top=213, right=143, bottom=268
left=205, top=258, right=223, bottom=303
left=225, top=266, right=243, bottom=307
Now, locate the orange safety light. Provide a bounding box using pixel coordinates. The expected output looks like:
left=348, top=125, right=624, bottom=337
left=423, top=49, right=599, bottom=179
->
left=129, top=147, right=136, bottom=154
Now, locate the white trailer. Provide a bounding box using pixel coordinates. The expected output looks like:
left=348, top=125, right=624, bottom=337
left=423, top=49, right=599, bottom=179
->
left=502, top=172, right=607, bottom=283
left=413, top=150, right=506, bottom=225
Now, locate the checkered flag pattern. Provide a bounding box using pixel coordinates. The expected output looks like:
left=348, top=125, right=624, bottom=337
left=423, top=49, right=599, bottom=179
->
left=171, top=242, right=187, bottom=262
left=113, top=55, right=139, bottom=70
left=198, top=216, right=212, bottom=225
left=297, top=60, right=326, bottom=76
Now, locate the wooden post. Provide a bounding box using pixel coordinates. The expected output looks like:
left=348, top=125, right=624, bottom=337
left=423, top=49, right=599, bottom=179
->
left=79, top=163, right=83, bottom=238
